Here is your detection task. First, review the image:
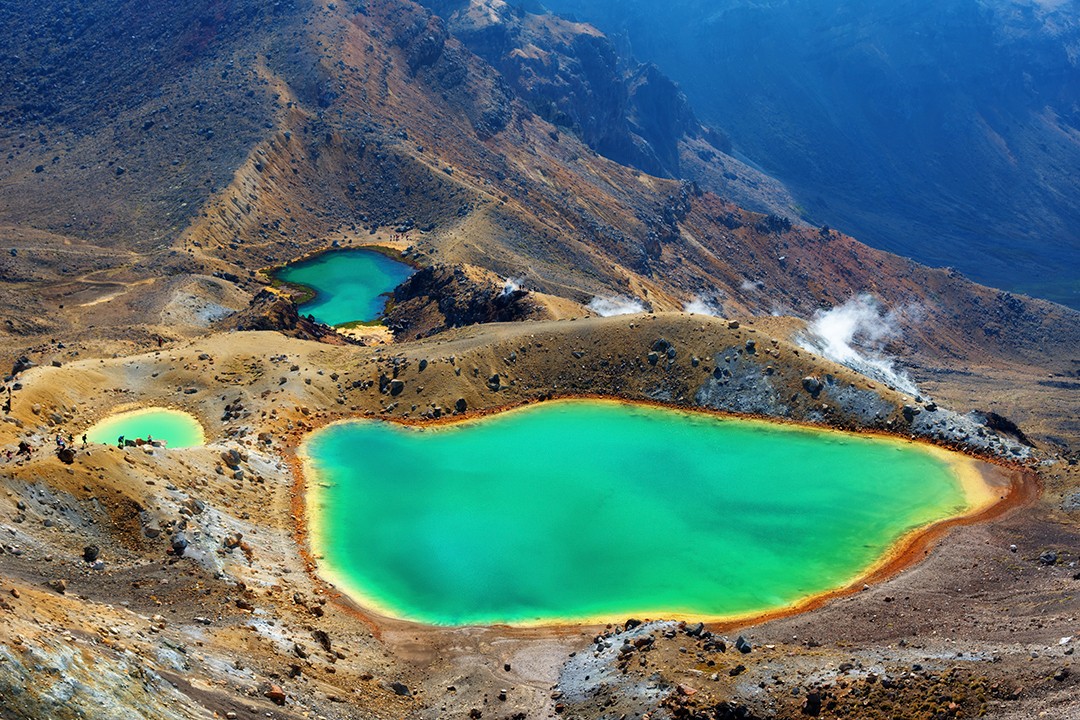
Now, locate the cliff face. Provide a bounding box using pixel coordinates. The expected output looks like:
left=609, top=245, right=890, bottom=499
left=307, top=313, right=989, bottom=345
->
left=416, top=0, right=800, bottom=217
left=420, top=0, right=684, bottom=177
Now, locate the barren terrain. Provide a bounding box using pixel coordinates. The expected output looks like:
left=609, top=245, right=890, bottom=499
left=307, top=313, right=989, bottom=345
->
left=0, top=0, right=1078, bottom=718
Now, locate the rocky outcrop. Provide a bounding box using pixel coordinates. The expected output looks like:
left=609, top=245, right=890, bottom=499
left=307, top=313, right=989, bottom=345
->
left=389, top=0, right=513, bottom=139
left=219, top=289, right=348, bottom=344
left=385, top=264, right=541, bottom=340
left=695, top=347, right=791, bottom=417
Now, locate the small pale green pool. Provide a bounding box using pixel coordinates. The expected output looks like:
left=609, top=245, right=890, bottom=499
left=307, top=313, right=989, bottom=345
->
left=273, top=248, right=414, bottom=326
left=86, top=408, right=205, bottom=448
left=304, top=400, right=982, bottom=626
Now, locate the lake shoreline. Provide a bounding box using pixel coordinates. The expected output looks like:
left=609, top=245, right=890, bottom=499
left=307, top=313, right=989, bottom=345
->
left=292, top=396, right=1034, bottom=631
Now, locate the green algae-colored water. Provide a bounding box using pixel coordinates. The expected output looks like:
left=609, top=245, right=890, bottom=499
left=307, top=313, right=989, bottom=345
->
left=305, top=400, right=970, bottom=626
left=274, top=248, right=414, bottom=326
left=86, top=408, right=205, bottom=448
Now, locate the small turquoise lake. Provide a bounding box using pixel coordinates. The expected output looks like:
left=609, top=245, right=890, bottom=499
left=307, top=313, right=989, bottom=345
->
left=86, top=408, right=205, bottom=448
left=304, top=400, right=978, bottom=626
left=274, top=248, right=414, bottom=326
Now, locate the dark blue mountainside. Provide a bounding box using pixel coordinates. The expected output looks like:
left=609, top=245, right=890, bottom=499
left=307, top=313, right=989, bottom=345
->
left=543, top=0, right=1080, bottom=309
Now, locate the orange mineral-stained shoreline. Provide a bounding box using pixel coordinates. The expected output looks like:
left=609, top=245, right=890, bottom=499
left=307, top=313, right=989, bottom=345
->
left=287, top=395, right=1036, bottom=635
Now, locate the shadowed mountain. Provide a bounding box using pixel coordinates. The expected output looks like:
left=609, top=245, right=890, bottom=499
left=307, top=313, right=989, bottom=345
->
left=543, top=0, right=1080, bottom=309
left=415, top=0, right=801, bottom=216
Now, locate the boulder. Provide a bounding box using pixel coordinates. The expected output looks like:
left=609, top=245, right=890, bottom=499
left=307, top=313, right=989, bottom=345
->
left=313, top=629, right=332, bottom=652
left=802, top=691, right=823, bottom=716
left=802, top=377, right=824, bottom=399
left=82, top=545, right=100, bottom=563
left=170, top=533, right=189, bottom=556
left=265, top=684, right=286, bottom=705
left=12, top=356, right=34, bottom=375
left=182, top=498, right=205, bottom=515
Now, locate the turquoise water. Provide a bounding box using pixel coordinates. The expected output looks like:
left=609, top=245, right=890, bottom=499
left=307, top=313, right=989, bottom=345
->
left=86, top=408, right=205, bottom=448
left=274, top=248, right=414, bottom=326
left=306, top=400, right=969, bottom=626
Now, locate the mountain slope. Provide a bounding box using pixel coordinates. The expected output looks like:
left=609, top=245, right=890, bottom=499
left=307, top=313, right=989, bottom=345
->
left=0, top=0, right=1076, bottom=379
left=543, top=0, right=1080, bottom=309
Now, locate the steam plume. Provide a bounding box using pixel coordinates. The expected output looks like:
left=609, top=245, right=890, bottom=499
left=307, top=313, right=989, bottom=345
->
left=684, top=296, right=723, bottom=316
left=797, top=294, right=919, bottom=395
left=500, top=277, right=524, bottom=297
left=587, top=295, right=645, bottom=317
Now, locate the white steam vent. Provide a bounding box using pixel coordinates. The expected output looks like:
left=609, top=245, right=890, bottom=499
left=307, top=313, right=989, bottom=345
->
left=587, top=295, right=645, bottom=317
left=684, top=296, right=723, bottom=316
left=500, top=277, right=524, bottom=297
left=797, top=294, right=920, bottom=395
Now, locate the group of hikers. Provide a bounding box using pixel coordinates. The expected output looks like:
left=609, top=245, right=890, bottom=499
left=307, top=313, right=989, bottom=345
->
left=5, top=433, right=170, bottom=462
left=4, top=429, right=168, bottom=463
left=54, top=432, right=86, bottom=450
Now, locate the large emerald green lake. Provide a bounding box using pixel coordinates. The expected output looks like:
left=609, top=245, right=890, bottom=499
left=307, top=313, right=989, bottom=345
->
left=274, top=248, right=414, bottom=326
left=305, top=400, right=973, bottom=626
